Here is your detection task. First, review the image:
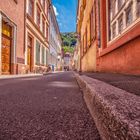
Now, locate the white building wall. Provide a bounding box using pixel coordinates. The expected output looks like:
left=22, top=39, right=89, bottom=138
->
left=49, top=8, right=61, bottom=70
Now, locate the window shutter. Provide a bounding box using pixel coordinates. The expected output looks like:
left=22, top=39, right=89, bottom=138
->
left=36, top=41, right=40, bottom=65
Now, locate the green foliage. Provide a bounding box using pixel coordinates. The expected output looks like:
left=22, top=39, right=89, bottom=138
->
left=62, top=46, right=74, bottom=54
left=61, top=32, right=77, bottom=54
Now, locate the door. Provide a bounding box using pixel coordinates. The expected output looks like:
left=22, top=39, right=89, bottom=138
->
left=27, top=36, right=33, bottom=72
left=2, top=36, right=11, bottom=74
left=27, top=46, right=31, bottom=72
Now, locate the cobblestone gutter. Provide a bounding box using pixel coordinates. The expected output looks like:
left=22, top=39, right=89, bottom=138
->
left=74, top=73, right=140, bottom=140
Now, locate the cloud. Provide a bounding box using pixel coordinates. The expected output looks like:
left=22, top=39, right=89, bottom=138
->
left=53, top=5, right=59, bottom=16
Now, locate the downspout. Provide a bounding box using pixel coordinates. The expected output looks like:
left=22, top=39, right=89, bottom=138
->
left=97, top=0, right=101, bottom=48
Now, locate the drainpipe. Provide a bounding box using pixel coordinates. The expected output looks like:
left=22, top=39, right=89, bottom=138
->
left=97, top=0, right=101, bottom=48
left=76, top=33, right=81, bottom=72
left=0, top=12, right=2, bottom=74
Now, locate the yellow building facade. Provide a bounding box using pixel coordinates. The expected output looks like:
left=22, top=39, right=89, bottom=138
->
left=77, top=0, right=97, bottom=72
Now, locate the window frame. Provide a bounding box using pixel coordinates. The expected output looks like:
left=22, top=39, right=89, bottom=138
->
left=137, top=0, right=140, bottom=17
left=36, top=5, right=41, bottom=28
left=36, top=40, right=41, bottom=65
left=118, top=14, right=123, bottom=34
left=108, top=0, right=138, bottom=41
left=125, top=4, right=133, bottom=27
left=90, top=4, right=96, bottom=43
left=42, top=16, right=45, bottom=35
left=28, top=0, right=34, bottom=18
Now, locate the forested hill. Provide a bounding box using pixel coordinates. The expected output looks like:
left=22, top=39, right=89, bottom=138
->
left=61, top=32, right=77, bottom=54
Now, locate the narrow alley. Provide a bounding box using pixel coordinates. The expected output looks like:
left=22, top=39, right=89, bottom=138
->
left=0, top=0, right=140, bottom=139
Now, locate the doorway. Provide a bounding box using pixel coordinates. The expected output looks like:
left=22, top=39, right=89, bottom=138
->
left=1, top=21, right=12, bottom=75
left=27, top=35, right=33, bottom=72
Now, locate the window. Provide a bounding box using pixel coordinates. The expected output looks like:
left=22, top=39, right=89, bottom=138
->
left=90, top=5, right=96, bottom=42
left=111, top=0, right=117, bottom=18
left=118, top=15, right=123, bottom=33
left=87, top=20, right=91, bottom=47
left=46, top=50, right=48, bottom=65
left=85, top=28, right=88, bottom=50
left=27, top=36, right=32, bottom=48
left=45, top=1, right=48, bottom=16
left=28, top=0, right=34, bottom=17
left=42, top=0, right=45, bottom=9
left=83, top=0, right=86, bottom=9
left=137, top=0, right=140, bottom=17
left=37, top=7, right=41, bottom=27
left=36, top=41, right=40, bottom=65
left=108, top=0, right=135, bottom=40
left=42, top=17, right=45, bottom=35
left=42, top=47, right=45, bottom=65
left=82, top=37, right=84, bottom=57
left=46, top=25, right=48, bottom=39
left=118, top=0, right=123, bottom=10
left=84, top=34, right=86, bottom=53
left=126, top=5, right=132, bottom=26
left=112, top=22, right=116, bottom=38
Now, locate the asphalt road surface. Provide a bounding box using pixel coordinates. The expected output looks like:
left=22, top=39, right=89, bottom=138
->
left=0, top=72, right=100, bottom=140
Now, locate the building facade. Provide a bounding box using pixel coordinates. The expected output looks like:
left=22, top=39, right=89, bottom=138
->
left=72, top=43, right=81, bottom=71
left=0, top=0, right=61, bottom=75
left=0, top=0, right=25, bottom=75
left=77, top=0, right=98, bottom=72
left=49, top=5, right=62, bottom=71
left=77, top=0, right=140, bottom=75
left=62, top=53, right=72, bottom=71
left=25, top=0, right=50, bottom=73
left=97, top=0, right=140, bottom=75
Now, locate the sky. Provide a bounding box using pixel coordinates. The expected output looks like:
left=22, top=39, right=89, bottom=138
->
left=52, top=0, right=78, bottom=33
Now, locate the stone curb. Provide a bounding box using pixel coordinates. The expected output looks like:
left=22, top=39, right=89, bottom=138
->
left=74, top=73, right=140, bottom=140
left=0, top=74, right=43, bottom=80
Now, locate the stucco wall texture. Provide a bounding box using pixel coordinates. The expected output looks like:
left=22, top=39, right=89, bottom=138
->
left=0, top=0, right=25, bottom=59
left=81, top=43, right=97, bottom=72
left=97, top=37, right=140, bottom=75
left=0, top=0, right=25, bottom=74
left=79, top=0, right=97, bottom=72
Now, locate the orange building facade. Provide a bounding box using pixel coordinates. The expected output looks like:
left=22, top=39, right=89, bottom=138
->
left=97, top=0, right=140, bottom=75
left=77, top=0, right=140, bottom=75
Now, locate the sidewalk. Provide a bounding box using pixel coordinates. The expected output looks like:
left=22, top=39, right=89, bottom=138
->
left=0, top=73, right=43, bottom=80
left=79, top=72, right=140, bottom=96
left=0, top=71, right=64, bottom=80
left=75, top=72, right=140, bottom=139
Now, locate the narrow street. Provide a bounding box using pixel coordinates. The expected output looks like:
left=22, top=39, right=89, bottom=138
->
left=0, top=72, right=100, bottom=140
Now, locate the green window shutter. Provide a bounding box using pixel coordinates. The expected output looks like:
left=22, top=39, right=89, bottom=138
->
left=46, top=50, right=48, bottom=65
left=42, top=47, right=45, bottom=65
left=36, top=41, right=40, bottom=65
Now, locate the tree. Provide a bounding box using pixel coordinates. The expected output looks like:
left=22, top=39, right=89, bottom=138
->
left=61, top=32, right=77, bottom=54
